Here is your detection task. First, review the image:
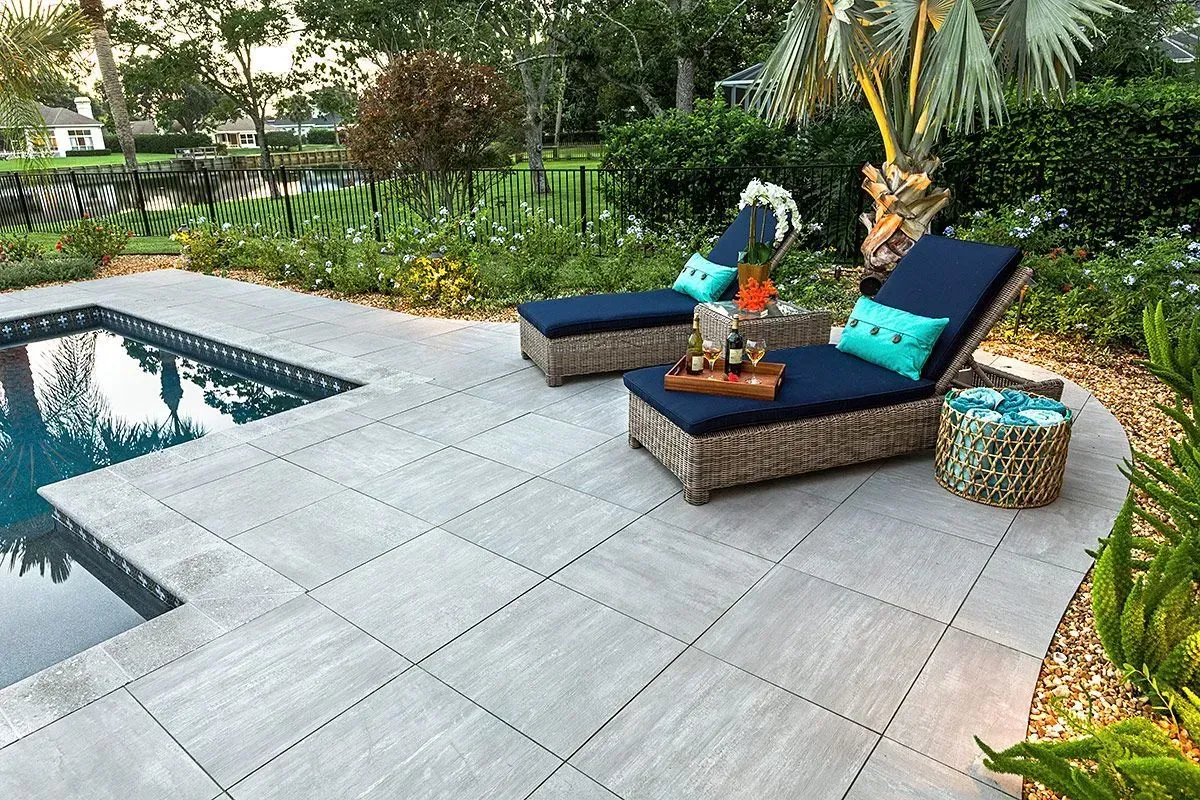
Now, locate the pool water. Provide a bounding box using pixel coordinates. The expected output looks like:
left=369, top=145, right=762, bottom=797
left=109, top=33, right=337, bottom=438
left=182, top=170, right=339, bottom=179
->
left=0, top=328, right=318, bottom=687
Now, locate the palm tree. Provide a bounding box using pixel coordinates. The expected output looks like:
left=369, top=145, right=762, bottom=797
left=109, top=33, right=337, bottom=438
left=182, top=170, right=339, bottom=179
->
left=750, top=0, right=1126, bottom=279
left=79, top=0, right=138, bottom=169
left=0, top=1, right=88, bottom=159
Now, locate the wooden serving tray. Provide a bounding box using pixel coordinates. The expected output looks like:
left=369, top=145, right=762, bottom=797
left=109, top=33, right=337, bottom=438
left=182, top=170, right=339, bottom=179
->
left=663, top=356, right=785, bottom=400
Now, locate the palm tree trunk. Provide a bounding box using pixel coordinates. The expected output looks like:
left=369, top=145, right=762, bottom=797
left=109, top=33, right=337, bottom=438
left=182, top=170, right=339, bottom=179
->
left=858, top=159, right=950, bottom=293
left=78, top=0, right=137, bottom=170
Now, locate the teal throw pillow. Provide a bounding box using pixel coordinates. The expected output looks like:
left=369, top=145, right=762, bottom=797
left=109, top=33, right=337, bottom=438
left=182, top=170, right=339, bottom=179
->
left=837, top=296, right=950, bottom=380
left=672, top=252, right=738, bottom=303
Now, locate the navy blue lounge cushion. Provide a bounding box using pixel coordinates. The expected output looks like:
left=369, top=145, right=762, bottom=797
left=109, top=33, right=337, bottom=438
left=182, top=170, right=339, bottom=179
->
left=518, top=289, right=700, bottom=338
left=874, top=235, right=1021, bottom=381
left=519, top=205, right=783, bottom=338
left=623, top=344, right=935, bottom=436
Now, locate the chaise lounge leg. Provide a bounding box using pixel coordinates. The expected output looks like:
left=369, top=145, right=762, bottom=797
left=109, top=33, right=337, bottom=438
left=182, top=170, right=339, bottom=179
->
left=521, top=351, right=531, bottom=360
left=684, top=486, right=710, bottom=505
left=546, top=374, right=563, bottom=387
left=628, top=435, right=642, bottom=449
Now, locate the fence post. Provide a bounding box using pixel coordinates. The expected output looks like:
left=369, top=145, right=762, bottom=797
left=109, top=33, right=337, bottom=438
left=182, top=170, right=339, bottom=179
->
left=68, top=170, right=86, bottom=218
left=12, top=173, right=33, bottom=232
left=579, top=165, right=588, bottom=237
left=368, top=173, right=382, bottom=241
left=279, top=165, right=296, bottom=236
left=201, top=166, right=217, bottom=222
left=130, top=169, right=152, bottom=237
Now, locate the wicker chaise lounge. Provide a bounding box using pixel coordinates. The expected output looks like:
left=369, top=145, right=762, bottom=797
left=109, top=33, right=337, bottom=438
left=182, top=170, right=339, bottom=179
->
left=624, top=235, right=1064, bottom=504
left=518, top=205, right=797, bottom=386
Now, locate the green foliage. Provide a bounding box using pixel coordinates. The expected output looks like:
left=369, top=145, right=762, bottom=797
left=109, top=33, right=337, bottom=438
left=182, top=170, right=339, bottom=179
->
left=0, top=232, right=44, bottom=262
left=0, top=255, right=95, bottom=290
left=305, top=129, right=337, bottom=145
left=951, top=199, right=1200, bottom=348
left=977, top=716, right=1200, bottom=800
left=55, top=216, right=132, bottom=265
left=944, top=80, right=1200, bottom=241
left=64, top=148, right=110, bottom=158
left=602, top=100, right=805, bottom=225
left=1088, top=302, right=1200, bottom=736
left=264, top=130, right=300, bottom=150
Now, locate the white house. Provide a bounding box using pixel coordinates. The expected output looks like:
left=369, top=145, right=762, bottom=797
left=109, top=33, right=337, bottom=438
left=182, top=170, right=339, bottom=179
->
left=26, top=98, right=106, bottom=156
left=211, top=117, right=278, bottom=148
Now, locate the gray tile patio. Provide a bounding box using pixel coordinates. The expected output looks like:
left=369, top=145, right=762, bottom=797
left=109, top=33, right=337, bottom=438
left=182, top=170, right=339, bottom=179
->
left=1, top=270, right=1130, bottom=799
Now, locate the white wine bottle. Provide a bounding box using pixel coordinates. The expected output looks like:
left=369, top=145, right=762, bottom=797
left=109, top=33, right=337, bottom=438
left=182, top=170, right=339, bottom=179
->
left=724, top=317, right=744, bottom=376
left=686, top=312, right=704, bottom=375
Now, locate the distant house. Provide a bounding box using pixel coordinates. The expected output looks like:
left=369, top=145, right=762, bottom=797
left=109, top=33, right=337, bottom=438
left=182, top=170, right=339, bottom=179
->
left=129, top=119, right=159, bottom=136
left=264, top=112, right=343, bottom=139
left=211, top=117, right=278, bottom=148
left=715, top=63, right=764, bottom=109
left=14, top=98, right=107, bottom=156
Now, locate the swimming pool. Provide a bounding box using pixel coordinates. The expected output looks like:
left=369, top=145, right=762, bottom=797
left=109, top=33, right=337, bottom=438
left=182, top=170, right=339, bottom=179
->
left=0, top=311, right=348, bottom=687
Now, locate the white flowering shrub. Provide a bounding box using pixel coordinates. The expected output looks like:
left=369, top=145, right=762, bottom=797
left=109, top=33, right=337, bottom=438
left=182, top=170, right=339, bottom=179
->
left=950, top=198, right=1200, bottom=347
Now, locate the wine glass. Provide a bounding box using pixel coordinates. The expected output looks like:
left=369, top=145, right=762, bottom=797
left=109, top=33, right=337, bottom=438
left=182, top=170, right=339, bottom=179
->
left=746, top=338, right=767, bottom=384
left=702, top=340, right=721, bottom=379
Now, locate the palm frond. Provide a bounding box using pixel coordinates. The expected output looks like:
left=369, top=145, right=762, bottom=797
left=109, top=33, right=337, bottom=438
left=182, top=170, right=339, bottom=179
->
left=749, top=0, right=849, bottom=124
left=917, top=0, right=1006, bottom=136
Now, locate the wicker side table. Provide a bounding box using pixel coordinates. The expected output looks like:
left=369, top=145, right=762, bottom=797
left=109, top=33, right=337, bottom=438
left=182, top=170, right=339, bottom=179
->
left=696, top=301, right=832, bottom=350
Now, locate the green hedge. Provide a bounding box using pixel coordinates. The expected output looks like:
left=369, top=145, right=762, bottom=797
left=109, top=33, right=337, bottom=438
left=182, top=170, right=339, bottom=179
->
left=102, top=132, right=213, bottom=154
left=0, top=256, right=96, bottom=290
left=65, top=148, right=110, bottom=157
left=941, top=80, right=1200, bottom=241
left=305, top=129, right=338, bottom=145
left=265, top=131, right=300, bottom=149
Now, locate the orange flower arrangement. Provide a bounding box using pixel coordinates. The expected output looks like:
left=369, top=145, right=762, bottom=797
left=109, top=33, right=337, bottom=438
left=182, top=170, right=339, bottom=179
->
left=734, top=278, right=777, bottom=313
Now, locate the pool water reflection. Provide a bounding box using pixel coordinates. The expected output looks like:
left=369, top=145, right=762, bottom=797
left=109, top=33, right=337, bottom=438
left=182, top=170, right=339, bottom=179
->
left=0, top=328, right=316, bottom=687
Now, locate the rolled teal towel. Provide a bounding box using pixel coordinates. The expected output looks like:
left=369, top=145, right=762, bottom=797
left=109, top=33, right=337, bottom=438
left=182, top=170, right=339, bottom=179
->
left=1000, top=411, right=1039, bottom=426
left=1016, top=409, right=1066, bottom=427
left=950, top=387, right=1004, bottom=413
left=996, top=388, right=1068, bottom=416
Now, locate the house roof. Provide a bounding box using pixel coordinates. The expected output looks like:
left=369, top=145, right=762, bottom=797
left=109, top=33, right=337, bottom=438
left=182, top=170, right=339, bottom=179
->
left=716, top=63, right=764, bottom=88
left=214, top=117, right=278, bottom=133
left=38, top=104, right=102, bottom=128
left=1162, top=29, right=1197, bottom=62
left=130, top=119, right=158, bottom=135
left=265, top=112, right=343, bottom=128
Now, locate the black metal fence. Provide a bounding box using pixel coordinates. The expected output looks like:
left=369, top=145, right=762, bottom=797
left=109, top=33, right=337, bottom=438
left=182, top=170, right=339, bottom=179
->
left=1, top=157, right=1197, bottom=260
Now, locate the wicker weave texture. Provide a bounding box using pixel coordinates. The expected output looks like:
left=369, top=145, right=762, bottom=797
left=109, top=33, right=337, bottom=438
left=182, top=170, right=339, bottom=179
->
left=934, top=395, right=1072, bottom=509
left=696, top=305, right=832, bottom=351
left=519, top=315, right=691, bottom=386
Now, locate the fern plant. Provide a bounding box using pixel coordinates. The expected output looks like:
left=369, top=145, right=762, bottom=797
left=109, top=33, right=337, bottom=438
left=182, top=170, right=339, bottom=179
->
left=977, top=717, right=1200, bottom=799
left=1090, top=302, right=1200, bottom=734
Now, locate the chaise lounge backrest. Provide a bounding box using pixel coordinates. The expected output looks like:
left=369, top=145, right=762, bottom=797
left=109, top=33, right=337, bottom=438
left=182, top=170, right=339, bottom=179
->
left=707, top=205, right=781, bottom=300
left=873, top=235, right=1026, bottom=390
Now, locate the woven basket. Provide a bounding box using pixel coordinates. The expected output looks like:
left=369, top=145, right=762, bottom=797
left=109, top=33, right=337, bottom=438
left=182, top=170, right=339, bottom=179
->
left=934, top=391, right=1072, bottom=509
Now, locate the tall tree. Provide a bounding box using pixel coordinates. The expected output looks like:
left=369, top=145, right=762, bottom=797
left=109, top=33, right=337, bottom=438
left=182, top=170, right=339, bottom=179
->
left=751, top=0, right=1127, bottom=277
left=120, top=52, right=229, bottom=135
left=120, top=0, right=292, bottom=175
left=277, top=91, right=311, bottom=143
left=0, top=0, right=88, bottom=159
left=79, top=0, right=137, bottom=167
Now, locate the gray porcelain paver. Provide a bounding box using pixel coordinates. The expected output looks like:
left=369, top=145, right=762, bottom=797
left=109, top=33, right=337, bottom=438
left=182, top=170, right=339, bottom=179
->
left=464, top=366, right=593, bottom=412
left=1059, top=448, right=1131, bottom=511
left=230, top=489, right=431, bottom=589
left=249, top=410, right=374, bottom=456
left=283, top=422, right=443, bottom=488
left=459, top=414, right=611, bottom=474
left=443, top=478, right=639, bottom=574
left=546, top=437, right=682, bottom=513
left=229, top=669, right=558, bottom=800
left=359, top=448, right=532, bottom=525
left=537, top=385, right=630, bottom=436
left=953, top=550, right=1084, bottom=657
left=650, top=482, right=838, bottom=561
left=313, top=529, right=541, bottom=661
left=130, top=596, right=406, bottom=787
left=887, top=628, right=1042, bottom=796
left=163, top=459, right=344, bottom=539
left=846, top=738, right=1013, bottom=800
left=310, top=330, right=407, bottom=357
left=529, top=765, right=620, bottom=800
left=845, top=455, right=1018, bottom=545
left=132, top=443, right=273, bottom=499
left=384, top=392, right=526, bottom=444
left=0, top=690, right=218, bottom=800
left=424, top=582, right=683, bottom=757
left=572, top=648, right=876, bottom=800
left=698, top=567, right=945, bottom=730
left=555, top=517, right=771, bottom=641
left=1001, top=498, right=1114, bottom=571
left=782, top=505, right=993, bottom=621
left=1071, top=402, right=1132, bottom=459
left=345, top=381, right=452, bottom=420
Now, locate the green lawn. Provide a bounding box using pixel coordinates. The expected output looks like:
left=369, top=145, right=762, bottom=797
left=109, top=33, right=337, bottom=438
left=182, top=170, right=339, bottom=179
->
left=23, top=232, right=181, bottom=255
left=0, top=153, right=176, bottom=172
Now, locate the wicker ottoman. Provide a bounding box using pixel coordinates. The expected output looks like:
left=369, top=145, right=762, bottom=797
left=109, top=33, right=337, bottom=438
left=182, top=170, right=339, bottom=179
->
left=696, top=301, right=832, bottom=351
